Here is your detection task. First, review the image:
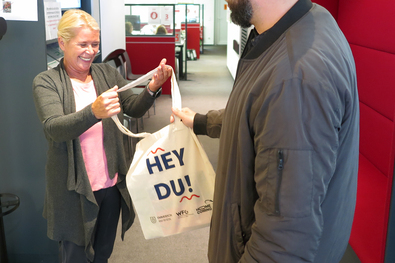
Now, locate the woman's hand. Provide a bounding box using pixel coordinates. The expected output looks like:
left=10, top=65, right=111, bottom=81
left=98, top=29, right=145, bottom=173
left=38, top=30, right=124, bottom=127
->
left=92, top=86, right=120, bottom=119
left=148, top=58, right=173, bottom=92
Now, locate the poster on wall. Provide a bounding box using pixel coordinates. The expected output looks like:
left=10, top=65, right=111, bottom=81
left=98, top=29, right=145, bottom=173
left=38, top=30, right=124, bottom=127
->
left=1, top=0, right=38, bottom=21
left=148, top=6, right=161, bottom=24
left=44, top=2, right=61, bottom=41
left=161, top=6, right=173, bottom=25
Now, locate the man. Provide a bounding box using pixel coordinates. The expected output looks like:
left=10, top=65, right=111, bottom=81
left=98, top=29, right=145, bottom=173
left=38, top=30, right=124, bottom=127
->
left=172, top=0, right=359, bottom=262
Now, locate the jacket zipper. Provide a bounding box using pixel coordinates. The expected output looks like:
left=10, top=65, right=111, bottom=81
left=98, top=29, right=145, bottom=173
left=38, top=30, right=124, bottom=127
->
left=275, top=150, right=284, bottom=215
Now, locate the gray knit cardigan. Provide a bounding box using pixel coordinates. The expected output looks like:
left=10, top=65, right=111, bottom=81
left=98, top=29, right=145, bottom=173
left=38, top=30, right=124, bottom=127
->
left=33, top=60, right=156, bottom=260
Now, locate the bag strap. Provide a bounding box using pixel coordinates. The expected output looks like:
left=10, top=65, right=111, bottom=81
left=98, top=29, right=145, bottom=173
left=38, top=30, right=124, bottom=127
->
left=170, top=68, right=182, bottom=124
left=112, top=67, right=180, bottom=138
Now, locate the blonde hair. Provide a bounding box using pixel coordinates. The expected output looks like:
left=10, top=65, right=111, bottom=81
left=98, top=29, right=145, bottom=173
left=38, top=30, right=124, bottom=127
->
left=57, top=9, right=100, bottom=43
left=125, top=21, right=133, bottom=33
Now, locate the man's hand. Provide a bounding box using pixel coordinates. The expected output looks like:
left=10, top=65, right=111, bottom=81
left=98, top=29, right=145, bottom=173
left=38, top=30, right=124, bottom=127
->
left=171, top=107, right=196, bottom=129
left=92, top=86, right=120, bottom=119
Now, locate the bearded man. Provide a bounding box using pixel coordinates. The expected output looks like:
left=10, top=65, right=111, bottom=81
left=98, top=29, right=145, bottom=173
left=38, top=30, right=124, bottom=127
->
left=172, top=0, right=359, bottom=262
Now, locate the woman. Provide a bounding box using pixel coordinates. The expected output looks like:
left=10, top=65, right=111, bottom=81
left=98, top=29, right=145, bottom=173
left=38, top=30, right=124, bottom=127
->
left=125, top=21, right=133, bottom=35
left=32, top=9, right=171, bottom=262
left=155, top=25, right=168, bottom=35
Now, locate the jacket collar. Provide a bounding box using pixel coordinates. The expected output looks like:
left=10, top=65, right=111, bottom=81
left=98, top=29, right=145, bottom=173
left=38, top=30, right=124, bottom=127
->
left=242, top=0, right=313, bottom=59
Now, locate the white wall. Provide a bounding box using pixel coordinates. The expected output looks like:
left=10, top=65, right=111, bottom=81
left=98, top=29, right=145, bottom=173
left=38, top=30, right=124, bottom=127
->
left=194, top=0, right=214, bottom=45
left=98, top=0, right=126, bottom=60
left=90, top=0, right=100, bottom=26
left=226, top=20, right=240, bottom=79
left=215, top=0, right=228, bottom=45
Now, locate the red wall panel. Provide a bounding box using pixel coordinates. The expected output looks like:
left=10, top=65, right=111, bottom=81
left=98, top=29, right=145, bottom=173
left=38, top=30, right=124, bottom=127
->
left=314, top=1, right=395, bottom=262
left=126, top=36, right=176, bottom=95
left=181, top=23, right=201, bottom=59
left=312, top=0, right=339, bottom=19
left=336, top=0, right=395, bottom=262
left=337, top=0, right=395, bottom=54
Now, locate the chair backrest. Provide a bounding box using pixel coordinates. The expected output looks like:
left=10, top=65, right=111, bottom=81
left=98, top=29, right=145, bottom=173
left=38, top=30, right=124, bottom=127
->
left=102, top=49, right=129, bottom=79
left=103, top=49, right=143, bottom=81
left=121, top=49, right=144, bottom=81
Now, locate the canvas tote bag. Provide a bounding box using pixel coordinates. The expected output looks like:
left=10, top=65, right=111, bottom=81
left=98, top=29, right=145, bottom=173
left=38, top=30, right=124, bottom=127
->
left=112, top=68, right=215, bottom=239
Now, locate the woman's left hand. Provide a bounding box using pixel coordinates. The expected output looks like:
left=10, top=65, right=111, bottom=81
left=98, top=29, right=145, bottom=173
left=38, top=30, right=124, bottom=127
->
left=148, top=58, right=172, bottom=92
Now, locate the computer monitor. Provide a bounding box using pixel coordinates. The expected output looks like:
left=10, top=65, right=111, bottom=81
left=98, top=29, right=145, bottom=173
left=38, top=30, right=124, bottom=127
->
left=125, top=15, right=141, bottom=31
left=57, top=0, right=81, bottom=10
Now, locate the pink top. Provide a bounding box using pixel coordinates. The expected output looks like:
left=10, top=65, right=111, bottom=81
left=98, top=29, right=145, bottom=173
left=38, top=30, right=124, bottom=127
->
left=71, top=79, right=118, bottom=191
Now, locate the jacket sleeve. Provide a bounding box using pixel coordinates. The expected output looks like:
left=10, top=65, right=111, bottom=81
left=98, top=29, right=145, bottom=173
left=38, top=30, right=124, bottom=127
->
left=32, top=72, right=101, bottom=142
left=120, top=87, right=156, bottom=119
left=193, top=109, right=224, bottom=138
left=240, top=78, right=342, bottom=262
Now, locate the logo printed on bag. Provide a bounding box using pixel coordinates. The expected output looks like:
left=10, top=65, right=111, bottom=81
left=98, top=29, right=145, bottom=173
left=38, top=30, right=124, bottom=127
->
left=150, top=216, right=157, bottom=224
left=196, top=200, right=213, bottom=215
left=157, top=214, right=172, bottom=222
left=176, top=209, right=192, bottom=218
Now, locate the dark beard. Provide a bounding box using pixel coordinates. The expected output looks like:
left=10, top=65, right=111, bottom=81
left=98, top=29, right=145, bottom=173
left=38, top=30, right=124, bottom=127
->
left=228, top=0, right=253, bottom=28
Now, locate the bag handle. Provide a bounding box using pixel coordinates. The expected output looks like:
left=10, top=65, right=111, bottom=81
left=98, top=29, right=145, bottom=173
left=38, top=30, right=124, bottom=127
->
left=111, top=67, right=180, bottom=138
left=170, top=68, right=182, bottom=124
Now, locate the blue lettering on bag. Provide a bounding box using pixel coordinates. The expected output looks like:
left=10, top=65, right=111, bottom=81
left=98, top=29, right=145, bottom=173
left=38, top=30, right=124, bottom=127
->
left=154, top=175, right=193, bottom=200
left=154, top=183, right=171, bottom=199
left=146, top=148, right=185, bottom=174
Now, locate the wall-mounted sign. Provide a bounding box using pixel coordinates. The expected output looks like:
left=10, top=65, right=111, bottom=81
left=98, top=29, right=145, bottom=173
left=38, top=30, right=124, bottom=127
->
left=1, top=0, right=38, bottom=21
left=44, top=1, right=61, bottom=41
left=148, top=6, right=161, bottom=24
left=161, top=6, right=173, bottom=25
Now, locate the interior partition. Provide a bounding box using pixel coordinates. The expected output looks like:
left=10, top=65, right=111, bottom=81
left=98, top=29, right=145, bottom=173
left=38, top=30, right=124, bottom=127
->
left=338, top=0, right=395, bottom=262
left=181, top=23, right=201, bottom=59
left=126, top=35, right=175, bottom=95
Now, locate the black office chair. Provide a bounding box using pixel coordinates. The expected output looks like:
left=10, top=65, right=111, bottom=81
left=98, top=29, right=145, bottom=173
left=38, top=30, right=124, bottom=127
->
left=0, top=193, right=20, bottom=263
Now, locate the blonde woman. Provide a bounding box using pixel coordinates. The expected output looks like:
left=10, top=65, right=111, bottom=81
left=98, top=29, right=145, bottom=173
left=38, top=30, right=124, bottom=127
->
left=33, top=9, right=171, bottom=262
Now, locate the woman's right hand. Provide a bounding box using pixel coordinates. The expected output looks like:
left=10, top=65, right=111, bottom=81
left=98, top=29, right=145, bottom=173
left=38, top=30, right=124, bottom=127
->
left=92, top=86, right=120, bottom=119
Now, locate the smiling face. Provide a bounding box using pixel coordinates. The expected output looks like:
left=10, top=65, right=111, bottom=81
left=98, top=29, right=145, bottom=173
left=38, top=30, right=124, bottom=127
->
left=59, top=26, right=100, bottom=80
